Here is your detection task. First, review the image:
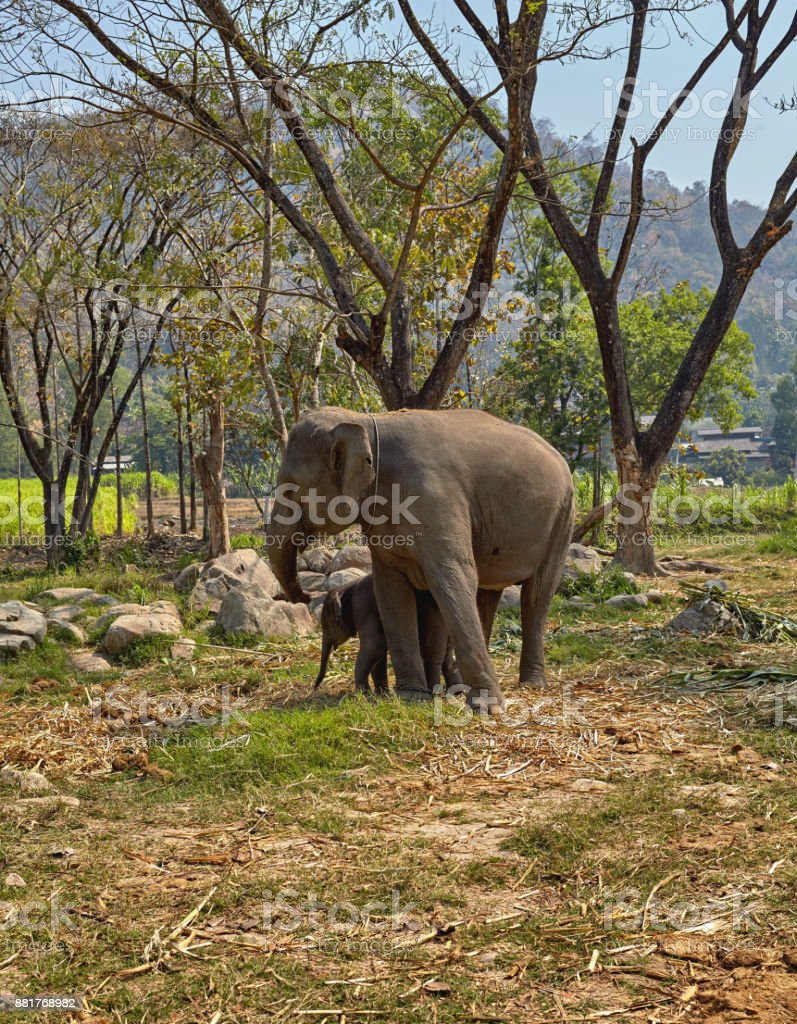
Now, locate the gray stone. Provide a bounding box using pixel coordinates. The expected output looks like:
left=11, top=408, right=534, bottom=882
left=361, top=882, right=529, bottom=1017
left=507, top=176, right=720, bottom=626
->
left=298, top=571, right=328, bottom=593
left=303, top=547, right=333, bottom=574
left=0, top=601, right=47, bottom=644
left=171, top=638, right=196, bottom=660
left=558, top=544, right=604, bottom=590
left=499, top=586, right=521, bottom=609
left=0, top=635, right=36, bottom=656
left=328, top=544, right=372, bottom=575
left=0, top=767, right=55, bottom=794
left=309, top=594, right=326, bottom=621
left=645, top=590, right=666, bottom=604
left=103, top=603, right=183, bottom=655
left=174, top=562, right=203, bottom=593
left=94, top=603, right=151, bottom=632
left=46, top=617, right=86, bottom=644
left=189, top=548, right=281, bottom=612
left=36, top=587, right=96, bottom=603
left=278, top=601, right=316, bottom=636
left=46, top=604, right=82, bottom=622
left=604, top=593, right=649, bottom=609
left=325, top=567, right=367, bottom=592
left=216, top=587, right=292, bottom=638
left=69, top=650, right=114, bottom=674
left=666, top=600, right=739, bottom=635
left=703, top=578, right=729, bottom=594
left=79, top=594, right=119, bottom=608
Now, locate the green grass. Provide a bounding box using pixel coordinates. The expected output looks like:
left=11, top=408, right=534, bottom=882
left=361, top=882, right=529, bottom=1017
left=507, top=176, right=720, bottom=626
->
left=0, top=477, right=136, bottom=540
left=758, top=517, right=797, bottom=556
left=98, top=470, right=178, bottom=499
left=150, top=696, right=437, bottom=796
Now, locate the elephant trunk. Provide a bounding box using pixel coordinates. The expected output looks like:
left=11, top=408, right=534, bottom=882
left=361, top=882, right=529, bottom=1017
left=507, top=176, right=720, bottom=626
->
left=267, top=502, right=309, bottom=603
left=313, top=637, right=334, bottom=690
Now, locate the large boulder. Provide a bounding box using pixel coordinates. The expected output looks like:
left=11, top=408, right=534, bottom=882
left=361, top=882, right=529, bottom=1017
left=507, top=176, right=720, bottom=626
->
left=328, top=544, right=372, bottom=575
left=102, top=601, right=183, bottom=655
left=174, top=561, right=202, bottom=593
left=302, top=546, right=334, bottom=575
left=325, top=567, right=367, bottom=592
left=36, top=587, right=96, bottom=603
left=297, top=571, right=328, bottom=593
left=0, top=601, right=47, bottom=648
left=557, top=544, right=604, bottom=591
left=217, top=587, right=299, bottom=638
left=95, top=602, right=157, bottom=633
left=499, top=586, right=521, bottom=609
left=189, top=548, right=281, bottom=612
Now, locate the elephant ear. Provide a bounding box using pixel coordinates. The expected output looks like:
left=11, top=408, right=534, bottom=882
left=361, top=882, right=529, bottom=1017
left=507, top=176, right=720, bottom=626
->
left=328, top=422, right=375, bottom=500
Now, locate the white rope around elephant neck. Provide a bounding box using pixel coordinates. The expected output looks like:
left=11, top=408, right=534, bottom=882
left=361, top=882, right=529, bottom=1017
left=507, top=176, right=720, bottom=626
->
left=369, top=413, right=380, bottom=503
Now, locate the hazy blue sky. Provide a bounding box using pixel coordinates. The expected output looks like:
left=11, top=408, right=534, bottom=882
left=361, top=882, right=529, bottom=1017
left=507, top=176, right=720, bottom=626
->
left=431, top=2, right=796, bottom=206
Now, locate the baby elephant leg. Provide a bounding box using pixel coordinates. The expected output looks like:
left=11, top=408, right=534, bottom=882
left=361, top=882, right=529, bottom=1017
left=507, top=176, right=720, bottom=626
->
left=417, top=592, right=455, bottom=691
left=370, top=654, right=389, bottom=694
left=355, top=639, right=386, bottom=694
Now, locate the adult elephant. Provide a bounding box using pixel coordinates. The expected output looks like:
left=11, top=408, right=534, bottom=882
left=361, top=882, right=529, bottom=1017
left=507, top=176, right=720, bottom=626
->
left=267, top=407, right=574, bottom=712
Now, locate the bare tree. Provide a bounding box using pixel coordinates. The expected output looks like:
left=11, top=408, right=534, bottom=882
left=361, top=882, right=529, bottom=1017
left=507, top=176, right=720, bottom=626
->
left=399, top=0, right=797, bottom=572
left=2, top=0, right=540, bottom=410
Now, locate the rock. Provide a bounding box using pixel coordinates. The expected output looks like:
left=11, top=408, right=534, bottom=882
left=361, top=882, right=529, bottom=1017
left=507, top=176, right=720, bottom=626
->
left=69, top=650, right=114, bottom=674
left=499, top=586, right=521, bottom=609
left=216, top=587, right=293, bottom=638
left=325, top=567, right=367, bottom=592
left=604, top=593, right=649, bottom=609
left=277, top=601, right=316, bottom=636
left=79, top=594, right=118, bottom=608
left=7, top=795, right=80, bottom=817
left=4, top=872, right=26, bottom=888
left=189, top=548, right=281, bottom=612
left=46, top=604, right=83, bottom=622
left=558, top=544, right=603, bottom=590
left=303, top=546, right=333, bottom=574
left=622, top=571, right=636, bottom=583
left=328, top=544, right=372, bottom=574
left=298, top=571, right=328, bottom=593
left=0, top=635, right=36, bottom=656
left=666, top=600, right=739, bottom=635
left=94, top=603, right=150, bottom=632
left=645, top=590, right=666, bottom=604
left=174, top=561, right=202, bottom=593
left=46, top=617, right=86, bottom=644
left=170, top=638, right=196, bottom=660
left=103, top=603, right=183, bottom=655
left=36, top=587, right=96, bottom=603
left=0, top=601, right=47, bottom=645
left=0, top=767, right=55, bottom=794
left=703, top=578, right=729, bottom=593
left=309, top=594, right=326, bottom=621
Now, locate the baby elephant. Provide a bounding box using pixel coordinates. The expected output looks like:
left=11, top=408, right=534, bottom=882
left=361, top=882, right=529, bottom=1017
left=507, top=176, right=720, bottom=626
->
left=314, top=574, right=460, bottom=695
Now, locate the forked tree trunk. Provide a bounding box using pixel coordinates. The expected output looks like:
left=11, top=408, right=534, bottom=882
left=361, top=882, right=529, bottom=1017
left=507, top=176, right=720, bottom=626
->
left=194, top=398, right=231, bottom=558
left=613, top=443, right=666, bottom=576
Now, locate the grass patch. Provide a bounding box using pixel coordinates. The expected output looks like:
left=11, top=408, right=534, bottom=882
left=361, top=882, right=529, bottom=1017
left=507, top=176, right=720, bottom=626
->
left=150, top=696, right=436, bottom=797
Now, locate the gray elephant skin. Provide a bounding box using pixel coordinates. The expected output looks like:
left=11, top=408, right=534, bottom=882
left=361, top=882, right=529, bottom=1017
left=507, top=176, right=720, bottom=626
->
left=267, top=407, right=574, bottom=712
left=314, top=574, right=462, bottom=695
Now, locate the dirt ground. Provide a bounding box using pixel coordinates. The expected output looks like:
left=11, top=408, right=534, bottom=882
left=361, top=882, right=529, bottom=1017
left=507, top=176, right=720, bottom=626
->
left=1, top=534, right=797, bottom=1022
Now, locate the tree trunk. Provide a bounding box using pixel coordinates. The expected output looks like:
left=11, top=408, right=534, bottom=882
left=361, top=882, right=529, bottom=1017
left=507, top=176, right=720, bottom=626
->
left=136, top=333, right=154, bottom=537
left=111, top=382, right=123, bottom=538
left=193, top=398, right=231, bottom=558
left=176, top=393, right=187, bottom=534
left=182, top=364, right=197, bottom=532
left=613, top=443, right=667, bottom=575
left=43, top=478, right=65, bottom=568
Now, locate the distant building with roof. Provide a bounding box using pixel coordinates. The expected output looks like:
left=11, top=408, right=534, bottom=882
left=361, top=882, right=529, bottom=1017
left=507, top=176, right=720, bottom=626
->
left=639, top=416, right=773, bottom=473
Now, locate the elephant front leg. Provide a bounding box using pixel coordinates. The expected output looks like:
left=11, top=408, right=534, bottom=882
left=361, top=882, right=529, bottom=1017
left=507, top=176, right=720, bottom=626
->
left=426, top=558, right=506, bottom=714
left=372, top=560, right=428, bottom=697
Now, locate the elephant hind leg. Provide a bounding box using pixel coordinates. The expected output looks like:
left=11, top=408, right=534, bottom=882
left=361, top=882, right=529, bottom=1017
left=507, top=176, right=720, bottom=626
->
left=476, top=588, right=502, bottom=644
left=519, top=503, right=573, bottom=687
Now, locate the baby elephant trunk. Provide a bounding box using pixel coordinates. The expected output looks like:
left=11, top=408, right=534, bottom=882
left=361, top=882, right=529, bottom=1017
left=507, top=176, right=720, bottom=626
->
left=313, top=637, right=334, bottom=690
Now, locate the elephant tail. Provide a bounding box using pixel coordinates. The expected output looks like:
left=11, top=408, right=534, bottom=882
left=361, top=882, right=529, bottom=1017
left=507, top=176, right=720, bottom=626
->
left=313, top=638, right=334, bottom=691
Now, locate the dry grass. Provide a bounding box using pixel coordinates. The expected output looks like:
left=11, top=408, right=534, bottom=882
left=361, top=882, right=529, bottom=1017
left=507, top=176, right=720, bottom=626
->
left=2, top=538, right=797, bottom=1022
